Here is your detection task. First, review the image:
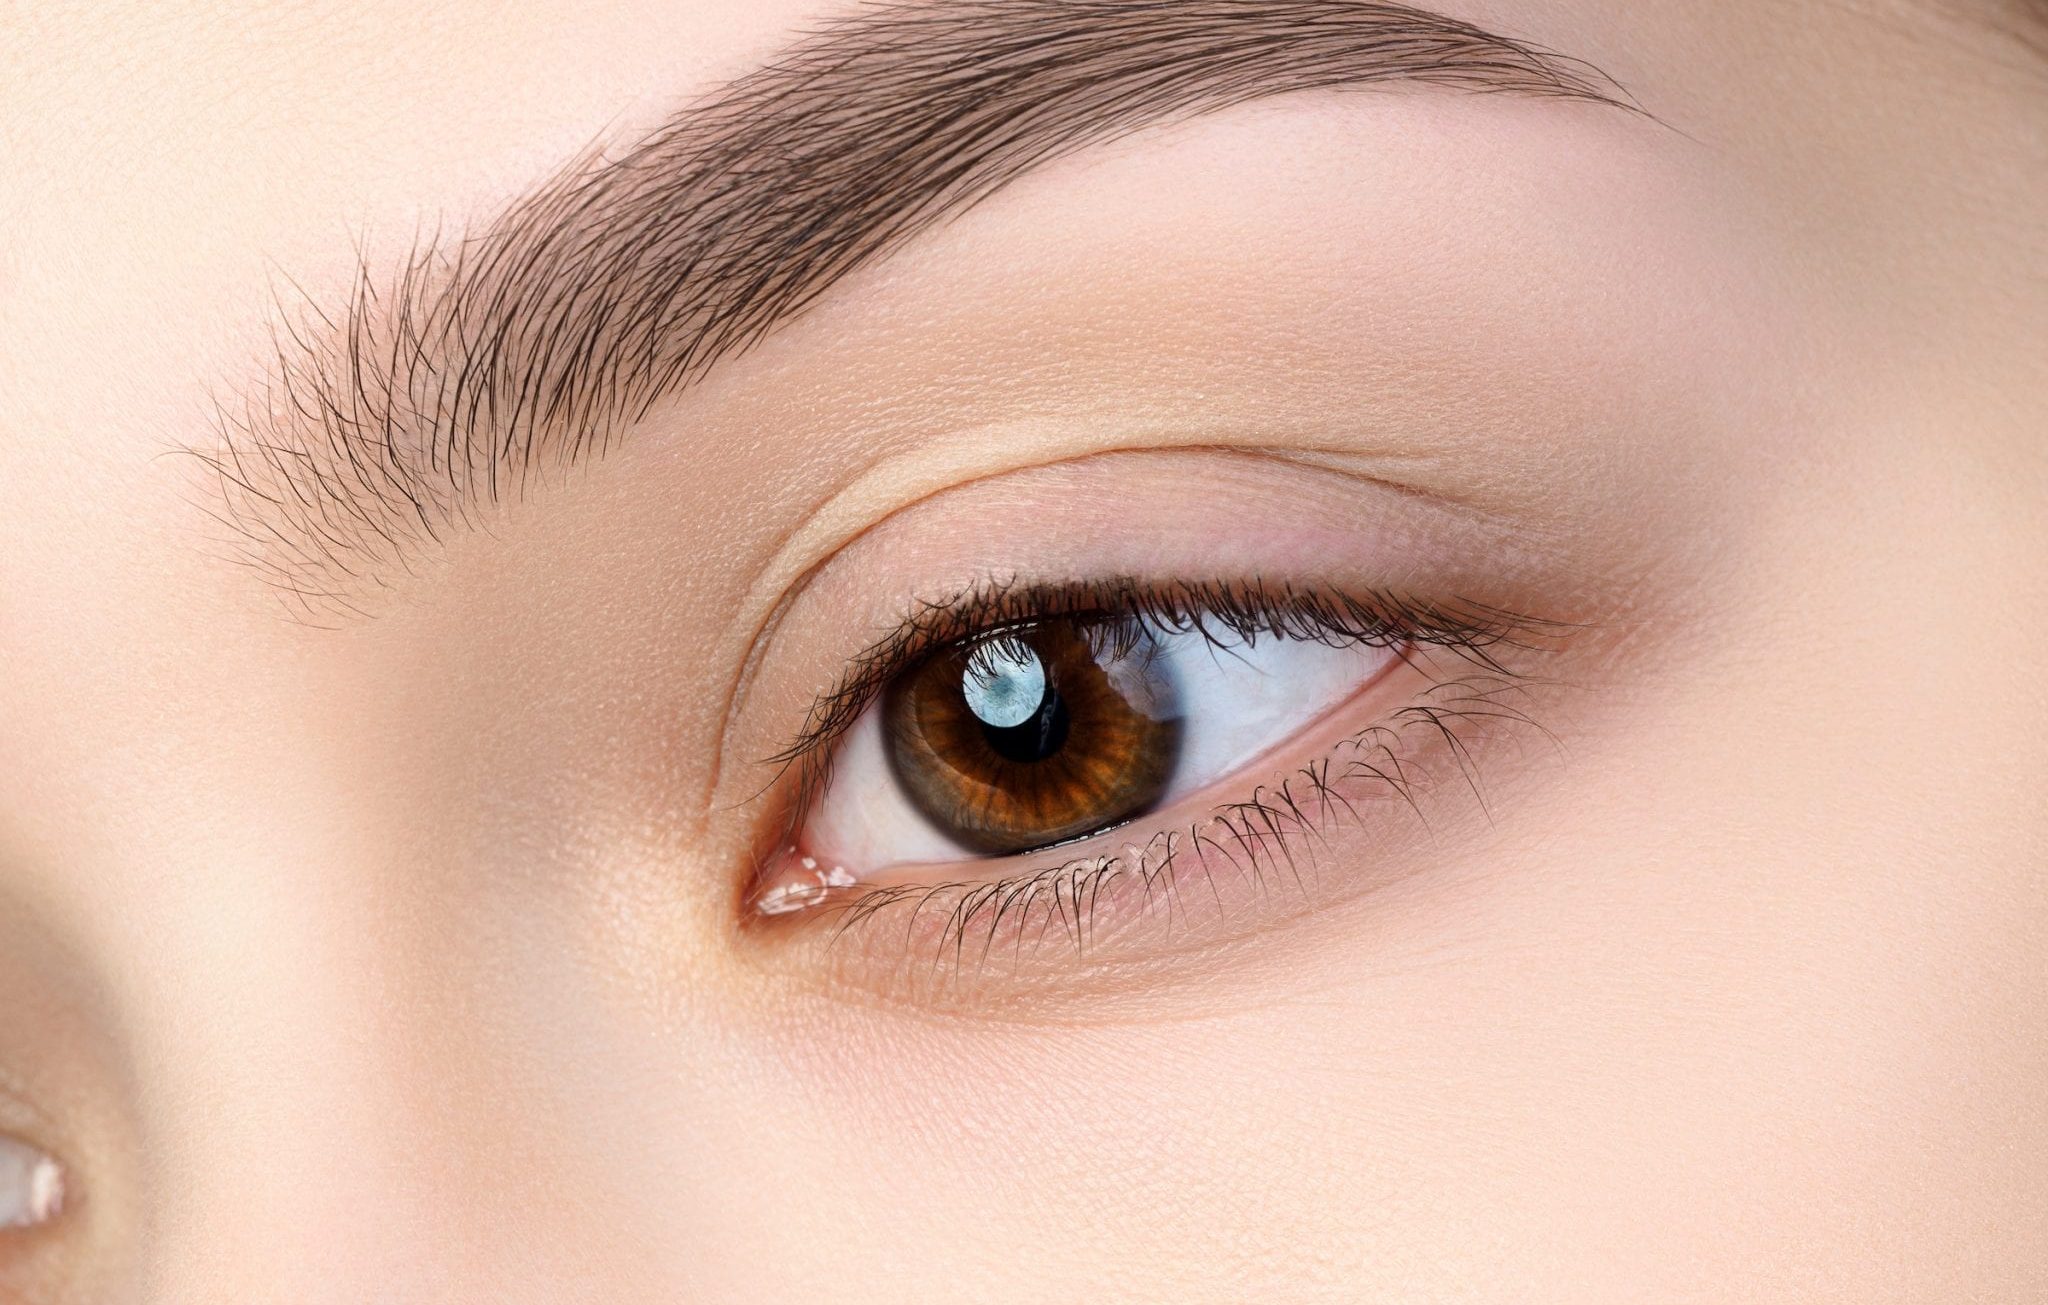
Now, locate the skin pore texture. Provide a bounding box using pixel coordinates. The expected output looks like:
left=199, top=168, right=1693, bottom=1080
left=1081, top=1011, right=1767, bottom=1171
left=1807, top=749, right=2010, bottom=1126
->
left=2, top=0, right=2045, bottom=1300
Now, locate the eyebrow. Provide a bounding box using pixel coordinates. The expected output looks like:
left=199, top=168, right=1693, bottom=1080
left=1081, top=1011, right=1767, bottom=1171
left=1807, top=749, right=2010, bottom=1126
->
left=191, top=0, right=1632, bottom=611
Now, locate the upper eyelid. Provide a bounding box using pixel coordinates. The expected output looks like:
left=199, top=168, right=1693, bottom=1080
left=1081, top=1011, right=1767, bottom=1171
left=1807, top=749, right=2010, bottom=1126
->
left=763, top=576, right=1251, bottom=772
left=763, top=576, right=1575, bottom=785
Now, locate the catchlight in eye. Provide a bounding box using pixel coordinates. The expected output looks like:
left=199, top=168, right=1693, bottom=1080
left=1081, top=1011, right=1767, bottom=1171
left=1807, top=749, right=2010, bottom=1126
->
left=885, top=621, right=1182, bottom=855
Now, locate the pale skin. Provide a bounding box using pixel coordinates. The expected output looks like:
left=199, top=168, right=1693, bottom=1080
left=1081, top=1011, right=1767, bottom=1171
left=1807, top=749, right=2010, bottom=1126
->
left=2, top=1, right=2045, bottom=1300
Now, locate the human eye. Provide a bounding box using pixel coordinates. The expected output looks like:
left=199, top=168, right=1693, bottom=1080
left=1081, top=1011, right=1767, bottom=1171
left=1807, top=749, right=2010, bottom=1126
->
left=741, top=571, right=1568, bottom=995
left=0, top=1126, right=67, bottom=1296
left=0, top=1133, right=63, bottom=1234
left=793, top=582, right=1405, bottom=869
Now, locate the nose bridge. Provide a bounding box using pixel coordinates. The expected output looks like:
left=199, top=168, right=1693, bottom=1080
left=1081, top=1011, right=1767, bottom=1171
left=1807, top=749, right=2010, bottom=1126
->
left=0, top=600, right=513, bottom=1296
left=127, top=859, right=473, bottom=1302
left=112, top=825, right=695, bottom=1304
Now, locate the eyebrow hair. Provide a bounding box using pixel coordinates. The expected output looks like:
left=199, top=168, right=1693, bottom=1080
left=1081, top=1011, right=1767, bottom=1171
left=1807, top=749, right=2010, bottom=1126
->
left=191, top=0, right=1632, bottom=612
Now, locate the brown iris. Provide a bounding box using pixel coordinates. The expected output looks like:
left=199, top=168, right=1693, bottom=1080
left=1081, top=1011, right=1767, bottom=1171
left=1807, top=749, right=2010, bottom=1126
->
left=883, top=619, right=1182, bottom=854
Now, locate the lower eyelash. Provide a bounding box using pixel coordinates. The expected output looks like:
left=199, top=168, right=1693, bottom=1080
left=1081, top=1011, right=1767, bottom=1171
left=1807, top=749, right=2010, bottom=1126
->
left=789, top=670, right=1556, bottom=983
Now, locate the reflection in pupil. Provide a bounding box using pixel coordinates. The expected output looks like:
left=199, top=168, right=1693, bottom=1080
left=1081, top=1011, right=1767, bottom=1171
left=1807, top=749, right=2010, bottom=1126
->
left=978, top=685, right=1070, bottom=763
left=963, top=639, right=1068, bottom=763
left=962, top=639, right=1046, bottom=727
left=886, top=618, right=1180, bottom=854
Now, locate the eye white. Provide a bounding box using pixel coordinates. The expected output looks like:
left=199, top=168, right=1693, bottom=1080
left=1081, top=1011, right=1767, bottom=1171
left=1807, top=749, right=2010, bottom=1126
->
left=0, top=1134, right=64, bottom=1231
left=1156, top=628, right=1395, bottom=792
left=802, top=623, right=1398, bottom=872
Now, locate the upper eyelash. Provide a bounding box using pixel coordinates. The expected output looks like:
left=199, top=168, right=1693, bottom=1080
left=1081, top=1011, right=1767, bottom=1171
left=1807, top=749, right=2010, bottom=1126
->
left=766, top=574, right=1569, bottom=777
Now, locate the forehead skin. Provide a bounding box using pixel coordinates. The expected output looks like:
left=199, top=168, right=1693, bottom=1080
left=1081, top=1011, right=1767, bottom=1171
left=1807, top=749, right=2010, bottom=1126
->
left=2, top=1, right=2046, bottom=1301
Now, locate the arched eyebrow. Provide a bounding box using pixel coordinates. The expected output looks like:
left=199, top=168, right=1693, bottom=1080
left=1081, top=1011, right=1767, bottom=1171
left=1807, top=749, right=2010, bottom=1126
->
left=191, top=0, right=1634, bottom=613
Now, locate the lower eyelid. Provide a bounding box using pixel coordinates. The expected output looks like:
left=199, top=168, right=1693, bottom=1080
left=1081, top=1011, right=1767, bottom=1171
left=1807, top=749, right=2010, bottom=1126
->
left=745, top=665, right=1556, bottom=996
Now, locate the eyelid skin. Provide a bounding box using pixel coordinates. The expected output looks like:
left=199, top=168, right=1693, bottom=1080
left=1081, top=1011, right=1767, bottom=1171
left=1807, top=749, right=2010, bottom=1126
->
left=187, top=0, right=1637, bottom=609
left=718, top=448, right=1601, bottom=805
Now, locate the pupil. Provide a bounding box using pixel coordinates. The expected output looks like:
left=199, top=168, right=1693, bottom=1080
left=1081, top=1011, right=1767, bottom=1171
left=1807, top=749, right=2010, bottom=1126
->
left=961, top=638, right=1068, bottom=763
left=979, top=687, right=1070, bottom=764
left=883, top=617, right=1183, bottom=855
